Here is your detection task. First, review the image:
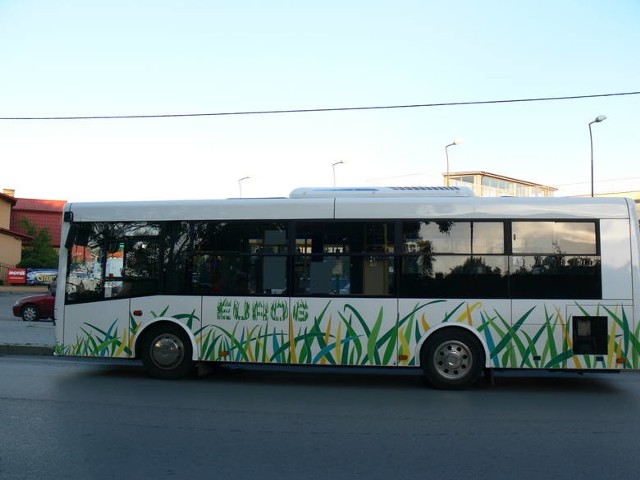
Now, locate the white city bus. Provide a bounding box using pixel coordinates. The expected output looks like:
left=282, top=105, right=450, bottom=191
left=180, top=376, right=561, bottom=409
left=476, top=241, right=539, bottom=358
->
left=54, top=186, right=640, bottom=388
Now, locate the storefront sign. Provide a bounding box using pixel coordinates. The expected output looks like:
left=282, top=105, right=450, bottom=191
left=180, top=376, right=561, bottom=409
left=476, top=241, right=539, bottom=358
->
left=7, top=268, right=27, bottom=284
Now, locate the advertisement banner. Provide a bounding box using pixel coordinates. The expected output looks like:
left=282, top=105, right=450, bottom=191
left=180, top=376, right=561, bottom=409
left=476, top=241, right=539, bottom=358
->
left=26, top=268, right=58, bottom=286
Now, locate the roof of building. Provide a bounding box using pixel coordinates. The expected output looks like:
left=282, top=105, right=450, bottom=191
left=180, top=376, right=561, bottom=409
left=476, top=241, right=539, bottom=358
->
left=14, top=198, right=67, bottom=212
left=0, top=226, right=32, bottom=241
left=0, top=191, right=17, bottom=206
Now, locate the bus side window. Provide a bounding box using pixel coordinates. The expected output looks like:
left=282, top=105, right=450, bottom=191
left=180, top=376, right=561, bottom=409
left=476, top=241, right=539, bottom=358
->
left=65, top=224, right=104, bottom=303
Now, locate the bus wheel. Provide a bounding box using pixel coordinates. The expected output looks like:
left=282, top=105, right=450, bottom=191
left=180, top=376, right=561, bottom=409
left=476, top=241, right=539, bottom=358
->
left=421, top=329, right=484, bottom=389
left=141, top=324, right=194, bottom=380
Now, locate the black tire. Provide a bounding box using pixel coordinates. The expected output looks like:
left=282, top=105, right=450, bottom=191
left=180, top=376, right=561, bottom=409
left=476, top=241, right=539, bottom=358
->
left=421, top=329, right=485, bottom=389
left=140, top=324, right=194, bottom=380
left=21, top=304, right=39, bottom=322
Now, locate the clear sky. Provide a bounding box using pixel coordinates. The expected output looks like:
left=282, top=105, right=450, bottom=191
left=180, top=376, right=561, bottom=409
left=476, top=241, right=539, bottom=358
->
left=1, top=0, right=639, bottom=201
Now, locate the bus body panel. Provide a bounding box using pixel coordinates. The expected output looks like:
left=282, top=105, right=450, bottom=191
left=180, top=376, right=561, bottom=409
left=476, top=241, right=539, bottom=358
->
left=201, top=295, right=279, bottom=363
left=129, top=296, right=202, bottom=360
left=335, top=196, right=632, bottom=220
left=64, top=197, right=336, bottom=222
left=54, top=220, right=72, bottom=342
left=510, top=300, right=634, bottom=370
left=600, top=218, right=633, bottom=300
left=565, top=303, right=632, bottom=369
left=624, top=199, right=640, bottom=345
left=200, top=296, right=398, bottom=366
left=399, top=298, right=509, bottom=368
left=60, top=299, right=132, bottom=358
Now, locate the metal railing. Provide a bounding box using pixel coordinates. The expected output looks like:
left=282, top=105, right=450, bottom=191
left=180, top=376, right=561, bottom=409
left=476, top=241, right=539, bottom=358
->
left=0, top=262, right=14, bottom=284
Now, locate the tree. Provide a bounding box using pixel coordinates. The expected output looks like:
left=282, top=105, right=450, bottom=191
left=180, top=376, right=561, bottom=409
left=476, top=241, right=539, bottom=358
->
left=17, top=219, right=59, bottom=269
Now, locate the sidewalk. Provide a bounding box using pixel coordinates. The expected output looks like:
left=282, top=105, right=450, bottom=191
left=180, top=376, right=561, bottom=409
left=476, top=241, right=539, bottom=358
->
left=0, top=285, right=48, bottom=294
left=0, top=284, right=55, bottom=356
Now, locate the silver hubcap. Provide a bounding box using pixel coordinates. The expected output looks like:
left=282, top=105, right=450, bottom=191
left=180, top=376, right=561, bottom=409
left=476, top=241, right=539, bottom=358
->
left=433, top=340, right=473, bottom=380
left=150, top=334, right=185, bottom=370
left=24, top=307, right=37, bottom=321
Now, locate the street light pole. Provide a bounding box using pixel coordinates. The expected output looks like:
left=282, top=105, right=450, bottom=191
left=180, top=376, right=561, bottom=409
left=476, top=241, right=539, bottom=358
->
left=238, top=176, right=250, bottom=198
left=332, top=160, right=345, bottom=187
left=588, top=115, right=606, bottom=197
left=444, top=140, right=461, bottom=187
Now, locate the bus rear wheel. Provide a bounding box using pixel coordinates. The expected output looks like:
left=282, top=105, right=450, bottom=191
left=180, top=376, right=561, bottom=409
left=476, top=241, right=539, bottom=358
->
left=421, top=329, right=484, bottom=389
left=141, top=324, right=194, bottom=380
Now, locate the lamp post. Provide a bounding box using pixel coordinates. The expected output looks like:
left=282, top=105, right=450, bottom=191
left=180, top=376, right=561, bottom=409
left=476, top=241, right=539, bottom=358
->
left=238, top=176, right=250, bottom=198
left=444, top=140, right=461, bottom=186
left=332, top=160, right=345, bottom=187
left=588, top=115, right=606, bottom=197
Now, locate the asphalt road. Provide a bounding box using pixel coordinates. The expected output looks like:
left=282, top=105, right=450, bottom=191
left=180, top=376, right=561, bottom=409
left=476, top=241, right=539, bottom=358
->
left=3, top=288, right=640, bottom=479
left=1, top=355, right=640, bottom=480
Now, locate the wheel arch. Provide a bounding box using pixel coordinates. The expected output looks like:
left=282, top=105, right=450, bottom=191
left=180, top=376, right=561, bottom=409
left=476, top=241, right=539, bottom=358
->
left=134, top=318, right=199, bottom=361
left=416, top=324, right=491, bottom=369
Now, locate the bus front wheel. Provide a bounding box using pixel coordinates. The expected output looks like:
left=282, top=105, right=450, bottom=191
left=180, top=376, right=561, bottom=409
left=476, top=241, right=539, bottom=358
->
left=140, top=324, right=194, bottom=380
left=421, top=329, right=484, bottom=389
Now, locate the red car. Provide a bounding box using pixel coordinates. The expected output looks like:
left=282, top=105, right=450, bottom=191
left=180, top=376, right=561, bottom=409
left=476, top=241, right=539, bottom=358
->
left=12, top=290, right=55, bottom=322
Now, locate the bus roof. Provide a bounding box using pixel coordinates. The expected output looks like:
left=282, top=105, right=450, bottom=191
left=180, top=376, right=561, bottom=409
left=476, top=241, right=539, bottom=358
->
left=289, top=186, right=475, bottom=198
left=64, top=191, right=637, bottom=223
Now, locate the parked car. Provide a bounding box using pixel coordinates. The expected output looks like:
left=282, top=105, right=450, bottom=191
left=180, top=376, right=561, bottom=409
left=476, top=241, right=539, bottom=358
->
left=12, top=285, right=55, bottom=322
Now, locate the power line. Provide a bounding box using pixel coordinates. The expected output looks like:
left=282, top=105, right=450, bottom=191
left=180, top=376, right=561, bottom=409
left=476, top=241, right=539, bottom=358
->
left=1, top=91, right=639, bottom=121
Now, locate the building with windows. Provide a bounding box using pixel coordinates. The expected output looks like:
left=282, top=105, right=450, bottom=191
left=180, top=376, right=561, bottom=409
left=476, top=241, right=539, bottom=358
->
left=444, top=171, right=639, bottom=217
left=0, top=190, right=31, bottom=281
left=445, top=171, right=557, bottom=197
left=10, top=197, right=66, bottom=249
left=0, top=188, right=66, bottom=282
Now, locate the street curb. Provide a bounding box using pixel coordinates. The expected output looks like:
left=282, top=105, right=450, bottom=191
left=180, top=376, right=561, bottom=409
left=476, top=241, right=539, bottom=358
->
left=0, top=344, right=55, bottom=356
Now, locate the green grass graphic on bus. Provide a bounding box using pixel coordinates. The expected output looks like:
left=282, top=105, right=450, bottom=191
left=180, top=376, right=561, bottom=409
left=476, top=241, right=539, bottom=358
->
left=56, top=316, right=137, bottom=357
left=56, top=299, right=639, bottom=369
